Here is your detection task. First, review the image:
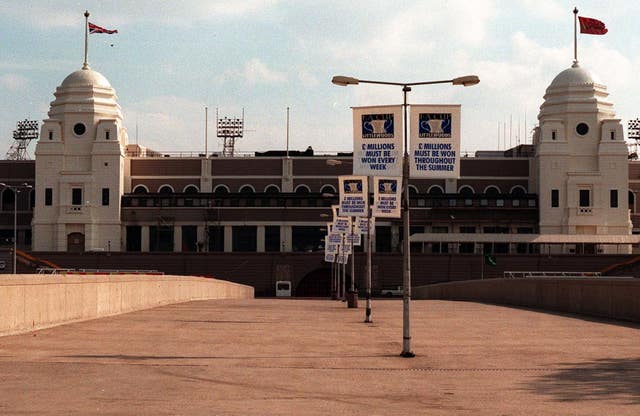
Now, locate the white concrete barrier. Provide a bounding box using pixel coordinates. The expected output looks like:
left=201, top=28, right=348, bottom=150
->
left=0, top=274, right=254, bottom=336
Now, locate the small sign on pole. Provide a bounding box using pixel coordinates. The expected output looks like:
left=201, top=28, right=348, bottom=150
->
left=339, top=175, right=368, bottom=217
left=372, top=176, right=401, bottom=218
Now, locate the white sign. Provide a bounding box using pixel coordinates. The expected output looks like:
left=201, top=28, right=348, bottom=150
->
left=355, top=217, right=373, bottom=235
left=345, top=232, right=361, bottom=246
left=353, top=105, right=403, bottom=176
left=333, top=217, right=350, bottom=234
left=328, top=233, right=343, bottom=244
left=372, top=176, right=401, bottom=218
left=324, top=252, right=336, bottom=263
left=338, top=175, right=368, bottom=217
left=336, top=253, right=349, bottom=264
left=409, top=104, right=461, bottom=178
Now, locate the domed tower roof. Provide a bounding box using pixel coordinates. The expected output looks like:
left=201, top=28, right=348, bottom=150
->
left=48, top=66, right=122, bottom=120
left=60, top=68, right=112, bottom=89
left=539, top=62, right=614, bottom=119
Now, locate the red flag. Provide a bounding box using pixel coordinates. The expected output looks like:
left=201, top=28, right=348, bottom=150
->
left=578, top=16, right=607, bottom=35
left=88, top=22, right=118, bottom=34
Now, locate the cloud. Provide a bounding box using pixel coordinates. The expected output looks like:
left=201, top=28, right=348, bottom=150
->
left=0, top=74, right=29, bottom=91
left=0, top=0, right=279, bottom=29
left=243, top=58, right=285, bottom=84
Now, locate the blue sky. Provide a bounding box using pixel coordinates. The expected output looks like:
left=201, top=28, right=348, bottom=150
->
left=1, top=1, right=639, bottom=156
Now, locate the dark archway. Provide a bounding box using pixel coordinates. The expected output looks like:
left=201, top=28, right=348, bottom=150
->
left=296, top=268, right=332, bottom=297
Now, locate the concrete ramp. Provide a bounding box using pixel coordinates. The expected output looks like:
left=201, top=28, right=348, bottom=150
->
left=0, top=274, right=253, bottom=336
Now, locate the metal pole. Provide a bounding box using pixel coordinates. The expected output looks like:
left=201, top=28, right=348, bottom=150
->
left=365, top=207, right=372, bottom=322
left=205, top=106, right=208, bottom=157
left=573, top=7, right=578, bottom=64
left=350, top=220, right=355, bottom=292
left=401, top=85, right=414, bottom=357
left=13, top=188, right=17, bottom=274
left=83, top=11, right=90, bottom=69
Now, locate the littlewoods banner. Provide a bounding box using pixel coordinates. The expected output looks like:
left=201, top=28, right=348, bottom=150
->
left=353, top=105, right=403, bottom=176
left=352, top=104, right=461, bottom=179
left=409, top=104, right=461, bottom=178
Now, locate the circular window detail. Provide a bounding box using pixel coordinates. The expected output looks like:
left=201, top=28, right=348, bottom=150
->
left=73, top=123, right=86, bottom=136
left=576, top=123, right=589, bottom=136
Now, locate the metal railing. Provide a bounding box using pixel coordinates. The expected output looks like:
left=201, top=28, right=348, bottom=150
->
left=37, top=268, right=163, bottom=275
left=504, top=271, right=602, bottom=278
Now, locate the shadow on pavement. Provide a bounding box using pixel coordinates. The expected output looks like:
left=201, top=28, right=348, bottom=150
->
left=524, top=358, right=640, bottom=404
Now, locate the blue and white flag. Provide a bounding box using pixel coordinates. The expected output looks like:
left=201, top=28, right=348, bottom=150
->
left=372, top=176, right=401, bottom=218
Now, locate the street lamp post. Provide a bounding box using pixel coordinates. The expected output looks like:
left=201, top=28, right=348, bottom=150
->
left=0, top=183, right=33, bottom=274
left=332, top=74, right=479, bottom=357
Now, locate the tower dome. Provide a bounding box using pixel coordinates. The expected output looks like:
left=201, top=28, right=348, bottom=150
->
left=60, top=68, right=112, bottom=88
left=539, top=63, right=614, bottom=119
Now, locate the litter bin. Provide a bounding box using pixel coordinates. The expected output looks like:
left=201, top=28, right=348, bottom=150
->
left=347, top=291, right=358, bottom=308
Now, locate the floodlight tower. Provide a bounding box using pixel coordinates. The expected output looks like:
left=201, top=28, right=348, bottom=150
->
left=628, top=119, right=640, bottom=159
left=6, top=119, right=39, bottom=160
left=217, top=109, right=244, bottom=157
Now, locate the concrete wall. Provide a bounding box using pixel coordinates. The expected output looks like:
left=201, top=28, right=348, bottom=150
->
left=413, top=278, right=640, bottom=322
left=0, top=274, right=253, bottom=337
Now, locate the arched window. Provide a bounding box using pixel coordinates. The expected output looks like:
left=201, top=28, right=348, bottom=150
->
left=158, top=185, right=174, bottom=194
left=183, top=185, right=199, bottom=194
left=458, top=185, right=474, bottom=196
left=132, top=185, right=148, bottom=194
left=408, top=185, right=419, bottom=195
left=239, top=185, right=255, bottom=194
left=320, top=184, right=336, bottom=195
left=213, top=184, right=230, bottom=195
left=294, top=184, right=311, bottom=194
left=264, top=184, right=280, bottom=193
left=510, top=185, right=526, bottom=195
left=427, top=185, right=444, bottom=195
left=484, top=186, right=501, bottom=196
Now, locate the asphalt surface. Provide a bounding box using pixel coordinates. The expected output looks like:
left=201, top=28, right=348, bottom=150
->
left=0, top=298, right=638, bottom=415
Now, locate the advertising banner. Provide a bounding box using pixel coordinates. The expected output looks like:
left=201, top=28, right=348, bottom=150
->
left=336, top=253, right=349, bottom=264
left=332, top=217, right=350, bottom=234
left=372, top=176, right=401, bottom=218
left=338, top=175, right=368, bottom=217
left=409, top=104, right=461, bottom=178
left=324, top=252, right=335, bottom=263
left=355, top=217, right=374, bottom=235
left=345, top=232, right=361, bottom=246
left=353, top=105, right=403, bottom=176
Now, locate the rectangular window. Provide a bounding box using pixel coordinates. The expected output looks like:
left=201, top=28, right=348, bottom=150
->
left=610, top=189, right=618, bottom=208
left=265, top=226, right=280, bottom=252
left=72, top=188, right=82, bottom=206
left=232, top=226, right=257, bottom=252
left=551, top=189, right=559, bottom=207
left=48, top=131, right=53, bottom=140
left=126, top=226, right=142, bottom=252
left=208, top=226, right=225, bottom=252
left=181, top=225, right=198, bottom=252
left=579, top=189, right=590, bottom=207
left=375, top=226, right=392, bottom=252
left=102, top=188, right=109, bottom=206
left=105, top=131, right=110, bottom=140
left=45, top=188, right=53, bottom=206
left=551, top=131, right=556, bottom=140
left=149, top=226, right=174, bottom=252
left=610, top=131, right=615, bottom=140
left=292, top=226, right=323, bottom=252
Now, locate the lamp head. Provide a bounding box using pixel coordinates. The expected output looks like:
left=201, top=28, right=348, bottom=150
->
left=331, top=76, right=359, bottom=86
left=452, top=75, right=480, bottom=87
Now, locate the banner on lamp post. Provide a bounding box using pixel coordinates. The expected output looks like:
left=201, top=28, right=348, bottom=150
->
left=338, top=175, right=368, bottom=217
left=409, top=104, right=461, bottom=178
left=332, top=217, right=350, bottom=234
left=324, top=252, right=336, bottom=263
left=356, top=217, right=374, bottom=235
left=353, top=105, right=403, bottom=176
left=372, top=176, right=401, bottom=218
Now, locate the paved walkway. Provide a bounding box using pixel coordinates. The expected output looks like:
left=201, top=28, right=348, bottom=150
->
left=0, top=299, right=638, bottom=415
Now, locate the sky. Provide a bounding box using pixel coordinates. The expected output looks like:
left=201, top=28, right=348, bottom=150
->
left=1, top=0, right=639, bottom=157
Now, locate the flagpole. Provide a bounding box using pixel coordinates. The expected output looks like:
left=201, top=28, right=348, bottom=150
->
left=573, top=7, right=578, bottom=65
left=83, top=10, right=90, bottom=69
